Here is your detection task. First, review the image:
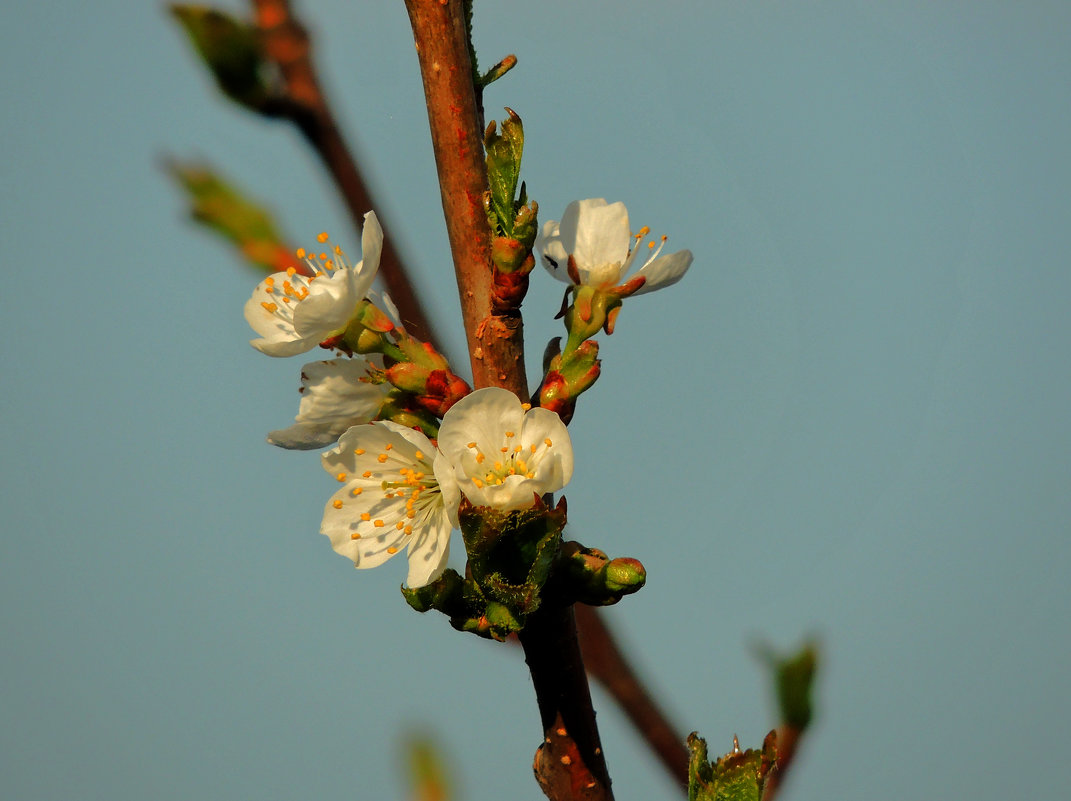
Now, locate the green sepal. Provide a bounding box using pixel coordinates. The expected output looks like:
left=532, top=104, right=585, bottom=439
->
left=400, top=569, right=497, bottom=640
left=458, top=497, right=567, bottom=638
left=687, top=732, right=779, bottom=801
left=559, top=541, right=645, bottom=606
left=170, top=6, right=272, bottom=111
left=165, top=159, right=301, bottom=274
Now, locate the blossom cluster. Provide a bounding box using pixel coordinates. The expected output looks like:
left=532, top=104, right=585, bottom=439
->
left=244, top=211, right=573, bottom=588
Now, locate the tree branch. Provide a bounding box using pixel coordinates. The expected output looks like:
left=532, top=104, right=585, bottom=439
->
left=250, top=0, right=438, bottom=346
left=401, top=0, right=527, bottom=397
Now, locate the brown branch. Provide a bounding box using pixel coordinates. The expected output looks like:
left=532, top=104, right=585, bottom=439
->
left=250, top=0, right=438, bottom=347
left=519, top=604, right=614, bottom=801
left=574, top=605, right=689, bottom=790
left=403, top=3, right=609, bottom=799
left=402, top=0, right=527, bottom=398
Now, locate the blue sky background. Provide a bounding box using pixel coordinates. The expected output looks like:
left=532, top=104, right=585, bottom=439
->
left=3, top=1, right=1069, bottom=799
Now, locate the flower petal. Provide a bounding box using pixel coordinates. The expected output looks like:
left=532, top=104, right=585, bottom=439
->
left=563, top=199, right=631, bottom=286
left=404, top=506, right=451, bottom=587
left=631, top=249, right=694, bottom=296
left=267, top=359, right=387, bottom=450
left=359, top=211, right=383, bottom=278
left=292, top=269, right=358, bottom=340
left=535, top=218, right=571, bottom=283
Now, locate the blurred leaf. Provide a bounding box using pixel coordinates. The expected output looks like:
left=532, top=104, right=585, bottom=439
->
left=165, top=159, right=302, bottom=274
left=757, top=640, right=818, bottom=731
left=402, top=734, right=452, bottom=801
left=170, top=5, right=272, bottom=110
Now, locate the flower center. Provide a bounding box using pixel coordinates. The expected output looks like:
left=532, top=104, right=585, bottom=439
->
left=341, top=445, right=441, bottom=552
left=258, top=232, right=355, bottom=320
left=464, top=433, right=556, bottom=489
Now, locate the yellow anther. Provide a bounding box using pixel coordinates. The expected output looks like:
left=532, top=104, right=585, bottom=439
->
left=377, top=453, right=388, bottom=463
left=467, top=441, right=477, bottom=449
left=395, top=521, right=405, bottom=530
left=360, top=512, right=371, bottom=521
left=521, top=402, right=531, bottom=410
left=475, top=453, right=485, bottom=464
left=530, top=444, right=537, bottom=454
left=505, top=431, right=515, bottom=438
left=544, top=438, right=553, bottom=447
left=638, top=226, right=650, bottom=237
left=406, top=510, right=416, bottom=519
left=473, top=478, right=484, bottom=488
left=414, top=450, right=424, bottom=460
left=354, top=448, right=365, bottom=455
left=350, top=532, right=362, bottom=540
left=404, top=526, right=413, bottom=535
left=336, top=472, right=347, bottom=482
left=350, top=487, right=363, bottom=496
left=260, top=302, right=278, bottom=313
left=265, top=276, right=275, bottom=286
left=500, top=446, right=509, bottom=453
left=295, top=248, right=306, bottom=259
left=526, top=471, right=535, bottom=479
left=384, top=443, right=393, bottom=450
left=386, top=546, right=398, bottom=554
left=334, top=245, right=342, bottom=255
left=332, top=500, right=343, bottom=509
left=286, top=267, right=297, bottom=277
left=317, top=232, right=329, bottom=243
left=281, top=297, right=291, bottom=304
left=648, top=241, right=656, bottom=249
left=514, top=445, right=523, bottom=453
left=494, top=461, right=503, bottom=471
left=362, top=470, right=373, bottom=478
left=373, top=519, right=385, bottom=528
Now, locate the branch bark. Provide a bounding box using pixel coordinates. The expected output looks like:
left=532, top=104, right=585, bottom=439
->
left=250, top=0, right=438, bottom=347
left=402, top=0, right=527, bottom=397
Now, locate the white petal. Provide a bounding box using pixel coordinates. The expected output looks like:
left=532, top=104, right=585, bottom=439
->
left=434, top=448, right=463, bottom=528
left=267, top=359, right=387, bottom=450
left=631, top=249, right=694, bottom=296
left=404, top=507, right=452, bottom=587
left=438, top=387, right=525, bottom=466
left=535, top=218, right=571, bottom=283
left=520, top=407, right=574, bottom=490
left=292, top=269, right=359, bottom=340
left=359, top=211, right=384, bottom=278
left=244, top=276, right=318, bottom=356
left=564, top=199, right=631, bottom=285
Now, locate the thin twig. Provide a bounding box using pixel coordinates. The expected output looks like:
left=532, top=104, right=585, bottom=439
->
left=249, top=0, right=438, bottom=347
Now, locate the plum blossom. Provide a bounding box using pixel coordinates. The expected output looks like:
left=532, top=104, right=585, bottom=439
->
left=536, top=198, right=692, bottom=295
left=321, top=421, right=457, bottom=588
left=244, top=211, right=383, bottom=356
left=435, top=387, right=573, bottom=518
left=267, top=358, right=389, bottom=450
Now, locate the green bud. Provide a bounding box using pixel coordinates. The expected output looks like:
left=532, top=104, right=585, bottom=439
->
left=560, top=541, right=645, bottom=606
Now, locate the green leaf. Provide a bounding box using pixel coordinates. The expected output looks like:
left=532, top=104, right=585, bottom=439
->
left=484, top=109, right=524, bottom=237
left=687, top=732, right=778, bottom=801
left=171, top=5, right=272, bottom=110
left=165, top=159, right=300, bottom=274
